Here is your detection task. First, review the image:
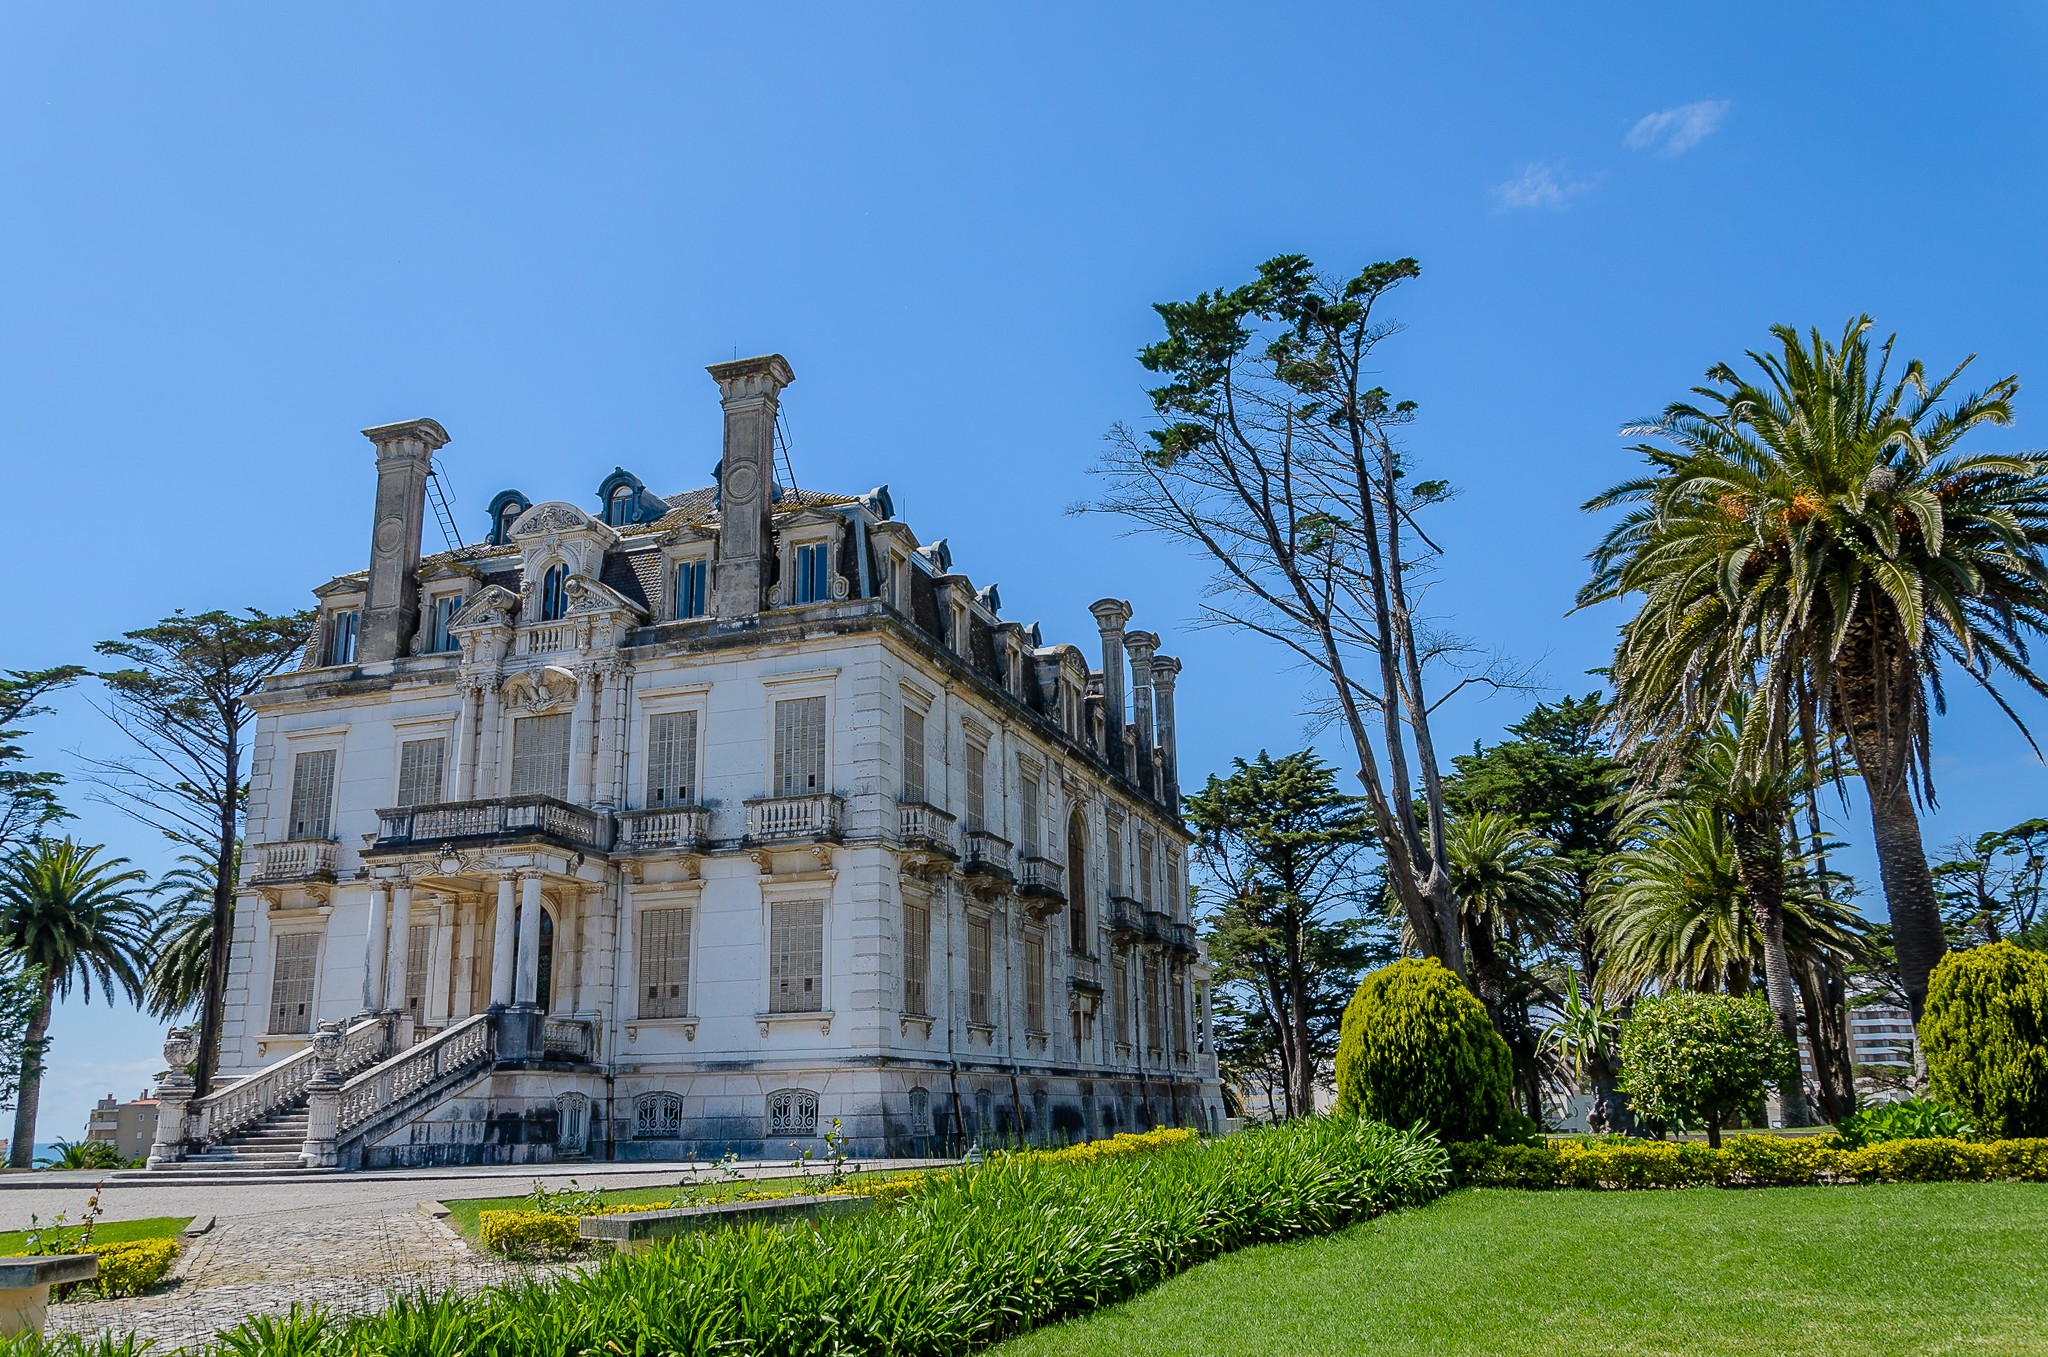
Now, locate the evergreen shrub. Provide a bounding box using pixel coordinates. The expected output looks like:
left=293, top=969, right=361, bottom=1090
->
left=1448, top=1134, right=2048, bottom=1189
left=477, top=1210, right=582, bottom=1257
left=1614, top=992, right=1795, bottom=1146
left=1923, top=941, right=2048, bottom=1139
left=61, top=1239, right=179, bottom=1299
left=1334, top=957, right=1514, bottom=1142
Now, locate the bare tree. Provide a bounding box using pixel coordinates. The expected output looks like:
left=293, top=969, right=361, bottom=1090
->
left=1084, top=254, right=1519, bottom=980
left=88, top=608, right=313, bottom=1094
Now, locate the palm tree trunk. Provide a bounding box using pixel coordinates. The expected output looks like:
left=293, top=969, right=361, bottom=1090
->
left=6, top=976, right=53, bottom=1170
left=1726, top=811, right=1810, bottom=1125
left=1865, top=774, right=1945, bottom=1022
left=1795, top=960, right=1856, bottom=1123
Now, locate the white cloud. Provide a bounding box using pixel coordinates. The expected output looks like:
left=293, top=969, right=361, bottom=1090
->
left=1625, top=100, right=1731, bottom=157
left=1495, top=161, right=1596, bottom=210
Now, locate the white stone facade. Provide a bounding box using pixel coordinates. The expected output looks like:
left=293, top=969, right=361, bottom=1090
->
left=215, top=355, right=1220, bottom=1166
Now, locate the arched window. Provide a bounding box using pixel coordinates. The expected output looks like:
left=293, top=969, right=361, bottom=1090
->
left=1067, top=809, right=1090, bottom=954
left=608, top=484, right=636, bottom=526
left=540, top=565, right=569, bottom=621
left=500, top=502, right=523, bottom=542
left=767, top=1087, right=819, bottom=1138
left=634, top=1091, right=682, bottom=1140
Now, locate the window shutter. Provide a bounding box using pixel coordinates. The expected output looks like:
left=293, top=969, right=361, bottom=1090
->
left=903, top=899, right=930, bottom=1016
left=1106, top=809, right=1124, bottom=894
left=1019, top=770, right=1039, bottom=856
left=1025, top=932, right=1046, bottom=1031
left=637, top=906, right=693, bottom=1019
left=965, top=743, right=987, bottom=831
left=510, top=714, right=571, bottom=799
left=395, top=738, right=446, bottom=808
left=769, top=899, right=825, bottom=1013
left=901, top=707, right=927, bottom=804
left=773, top=697, right=826, bottom=797
left=288, top=750, right=336, bottom=841
left=645, top=712, right=698, bottom=807
left=268, top=933, right=320, bottom=1034
left=967, top=917, right=992, bottom=1026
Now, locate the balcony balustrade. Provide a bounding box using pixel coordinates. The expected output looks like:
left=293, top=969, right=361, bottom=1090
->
left=1142, top=908, right=1173, bottom=946
left=520, top=623, right=575, bottom=656
left=542, top=1014, right=598, bottom=1062
left=373, top=795, right=612, bottom=854
left=614, top=806, right=711, bottom=854
left=1017, top=855, right=1066, bottom=907
left=744, top=793, right=844, bottom=844
left=960, top=830, right=1013, bottom=882
left=897, top=802, right=958, bottom=858
left=1067, top=952, right=1103, bottom=995
left=1104, top=896, right=1145, bottom=942
left=247, top=838, right=340, bottom=885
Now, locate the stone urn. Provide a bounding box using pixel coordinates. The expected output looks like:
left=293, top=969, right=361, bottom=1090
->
left=161, top=1027, right=196, bottom=1072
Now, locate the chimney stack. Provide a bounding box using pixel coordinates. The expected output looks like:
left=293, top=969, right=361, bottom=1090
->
left=1124, top=630, right=1160, bottom=796
left=1151, top=655, right=1182, bottom=806
left=358, top=418, right=450, bottom=664
left=707, top=354, right=795, bottom=619
left=1089, top=599, right=1132, bottom=774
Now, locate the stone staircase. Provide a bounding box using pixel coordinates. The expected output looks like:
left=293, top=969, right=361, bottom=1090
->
left=111, top=1100, right=338, bottom=1182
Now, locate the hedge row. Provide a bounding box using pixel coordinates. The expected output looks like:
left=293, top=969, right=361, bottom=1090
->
left=48, top=1239, right=181, bottom=1301
left=1450, top=1135, right=2048, bottom=1189
left=13, top=1118, right=1446, bottom=1357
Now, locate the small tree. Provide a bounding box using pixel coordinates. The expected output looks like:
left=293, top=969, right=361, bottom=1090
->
left=1334, top=957, right=1514, bottom=1142
left=1922, top=941, right=2048, bottom=1139
left=1615, top=992, right=1796, bottom=1147
left=0, top=666, right=87, bottom=855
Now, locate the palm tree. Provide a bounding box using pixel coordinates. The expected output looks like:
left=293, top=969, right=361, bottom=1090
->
left=144, top=848, right=236, bottom=1020
left=1582, top=318, right=2048, bottom=1021
left=0, top=839, right=154, bottom=1169
left=1442, top=811, right=1576, bottom=1118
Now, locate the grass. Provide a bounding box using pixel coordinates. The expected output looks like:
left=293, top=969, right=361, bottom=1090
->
left=439, top=1170, right=920, bottom=1240
left=0, top=1216, right=191, bottom=1254
left=1000, top=1183, right=2048, bottom=1357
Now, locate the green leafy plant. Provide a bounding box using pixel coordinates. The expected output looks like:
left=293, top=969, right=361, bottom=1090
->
left=477, top=1210, right=582, bottom=1257
left=1833, top=1097, right=1976, bottom=1149
left=21, top=1186, right=103, bottom=1255
left=521, top=1177, right=607, bottom=1217
left=1614, top=992, right=1796, bottom=1148
left=1334, top=957, right=1515, bottom=1143
left=35, top=1139, right=125, bottom=1171
left=1450, top=1133, right=2048, bottom=1189
left=1922, top=941, right=2048, bottom=1138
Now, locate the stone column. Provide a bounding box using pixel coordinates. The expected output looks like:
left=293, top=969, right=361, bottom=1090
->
left=384, top=882, right=413, bottom=1014
left=515, top=872, right=545, bottom=1007
left=490, top=874, right=518, bottom=1007
left=363, top=882, right=391, bottom=1011
left=450, top=678, right=481, bottom=801
left=1088, top=600, right=1132, bottom=774
left=477, top=678, right=503, bottom=799
left=1124, top=631, right=1160, bottom=797
left=1151, top=655, right=1182, bottom=807
left=358, top=419, right=450, bottom=664
left=568, top=669, right=597, bottom=805
left=593, top=668, right=618, bottom=810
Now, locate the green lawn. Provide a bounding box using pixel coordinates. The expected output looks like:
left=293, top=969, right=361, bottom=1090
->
left=1001, top=1183, right=2048, bottom=1357
left=0, top=1216, right=191, bottom=1254
left=440, top=1170, right=918, bottom=1240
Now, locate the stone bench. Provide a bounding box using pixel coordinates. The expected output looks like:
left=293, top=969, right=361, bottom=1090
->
left=578, top=1193, right=875, bottom=1252
left=0, top=1255, right=97, bottom=1337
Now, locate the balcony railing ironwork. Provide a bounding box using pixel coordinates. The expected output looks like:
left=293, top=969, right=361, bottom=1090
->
left=897, top=802, right=958, bottom=857
left=373, top=795, right=612, bottom=853
left=615, top=807, right=710, bottom=854
left=744, top=793, right=844, bottom=843
left=247, top=838, right=340, bottom=884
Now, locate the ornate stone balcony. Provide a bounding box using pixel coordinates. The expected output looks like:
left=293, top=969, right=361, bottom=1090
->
left=1017, top=855, right=1066, bottom=912
left=1104, top=896, right=1145, bottom=943
left=960, top=830, right=1013, bottom=883
left=615, top=806, right=711, bottom=854
left=1167, top=921, right=1199, bottom=958
left=542, top=1014, right=598, bottom=1062
left=897, top=802, right=958, bottom=858
left=519, top=623, right=576, bottom=656
left=1142, top=908, right=1173, bottom=947
left=246, top=838, right=340, bottom=885
left=1067, top=952, right=1103, bottom=996
left=744, top=793, right=844, bottom=844
left=372, top=795, right=612, bottom=854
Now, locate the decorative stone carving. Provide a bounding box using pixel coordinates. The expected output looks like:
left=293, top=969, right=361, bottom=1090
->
left=501, top=665, right=579, bottom=716
left=511, top=502, right=600, bottom=536
left=162, top=1028, right=197, bottom=1069
left=450, top=584, right=518, bottom=631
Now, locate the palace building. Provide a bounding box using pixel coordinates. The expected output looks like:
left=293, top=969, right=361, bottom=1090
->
left=149, top=354, right=1220, bottom=1171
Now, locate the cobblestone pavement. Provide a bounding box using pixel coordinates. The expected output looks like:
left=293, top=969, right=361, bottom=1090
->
left=46, top=1208, right=570, bottom=1351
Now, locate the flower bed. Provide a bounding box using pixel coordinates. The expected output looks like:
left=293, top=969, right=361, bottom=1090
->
left=1450, top=1135, right=2048, bottom=1189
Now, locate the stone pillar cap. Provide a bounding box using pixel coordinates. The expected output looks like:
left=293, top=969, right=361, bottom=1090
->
left=1124, top=630, right=1161, bottom=660
left=360, top=418, right=450, bottom=450
left=706, top=353, right=796, bottom=393
left=1089, top=598, right=1133, bottom=629
left=1151, top=654, right=1182, bottom=683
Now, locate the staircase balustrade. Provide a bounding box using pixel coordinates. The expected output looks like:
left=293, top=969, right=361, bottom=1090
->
left=332, top=1012, right=495, bottom=1138
left=188, top=1013, right=391, bottom=1148
left=542, top=1014, right=597, bottom=1061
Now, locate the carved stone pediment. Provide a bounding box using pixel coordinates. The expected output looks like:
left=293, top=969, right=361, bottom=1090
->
left=501, top=664, right=579, bottom=715
left=450, top=584, right=519, bottom=631
left=511, top=501, right=614, bottom=540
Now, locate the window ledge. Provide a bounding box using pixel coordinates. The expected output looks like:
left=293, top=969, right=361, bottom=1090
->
left=899, top=1013, right=935, bottom=1039
left=757, top=1009, right=834, bottom=1038
left=623, top=1018, right=699, bottom=1042
left=966, top=1022, right=995, bottom=1044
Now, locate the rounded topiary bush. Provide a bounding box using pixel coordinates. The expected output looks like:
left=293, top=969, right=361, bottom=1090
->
left=1334, top=957, right=1513, bottom=1142
left=1924, top=941, right=2048, bottom=1139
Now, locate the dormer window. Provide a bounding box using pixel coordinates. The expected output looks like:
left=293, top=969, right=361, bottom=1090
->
left=425, top=594, right=462, bottom=653
left=607, top=484, right=636, bottom=527
left=486, top=490, right=533, bottom=547
left=323, top=609, right=359, bottom=666
left=794, top=543, right=831, bottom=604
left=675, top=559, right=708, bottom=619
left=539, top=565, right=569, bottom=621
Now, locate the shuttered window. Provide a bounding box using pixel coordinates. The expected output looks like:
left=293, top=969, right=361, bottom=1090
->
left=404, top=924, right=433, bottom=1018
left=1025, top=931, right=1047, bottom=1032
left=1144, top=957, right=1163, bottom=1053
left=510, top=713, right=571, bottom=799
left=637, top=906, right=693, bottom=1019
left=1018, top=768, right=1039, bottom=856
left=395, top=737, right=445, bottom=807
left=1106, top=809, right=1124, bottom=895
left=967, top=917, right=992, bottom=1026
left=287, top=749, right=337, bottom=841
left=901, top=707, right=927, bottom=804
left=1112, top=960, right=1130, bottom=1045
left=964, top=742, right=987, bottom=831
left=268, top=933, right=319, bottom=1034
left=768, top=899, right=825, bottom=1013
left=1138, top=834, right=1156, bottom=906
left=645, top=712, right=699, bottom=807
left=675, top=560, right=708, bottom=619
left=794, top=543, right=832, bottom=604
left=773, top=696, right=826, bottom=797
left=902, top=899, right=930, bottom=1016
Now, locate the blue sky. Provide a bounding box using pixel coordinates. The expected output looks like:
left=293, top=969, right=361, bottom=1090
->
left=4, top=4, right=2047, bottom=1146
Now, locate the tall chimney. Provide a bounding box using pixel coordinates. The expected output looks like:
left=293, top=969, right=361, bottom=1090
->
left=358, top=418, right=450, bottom=664
left=1151, top=654, right=1182, bottom=807
left=1089, top=599, right=1132, bottom=774
left=1124, top=630, right=1160, bottom=797
left=707, top=354, right=795, bottom=619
